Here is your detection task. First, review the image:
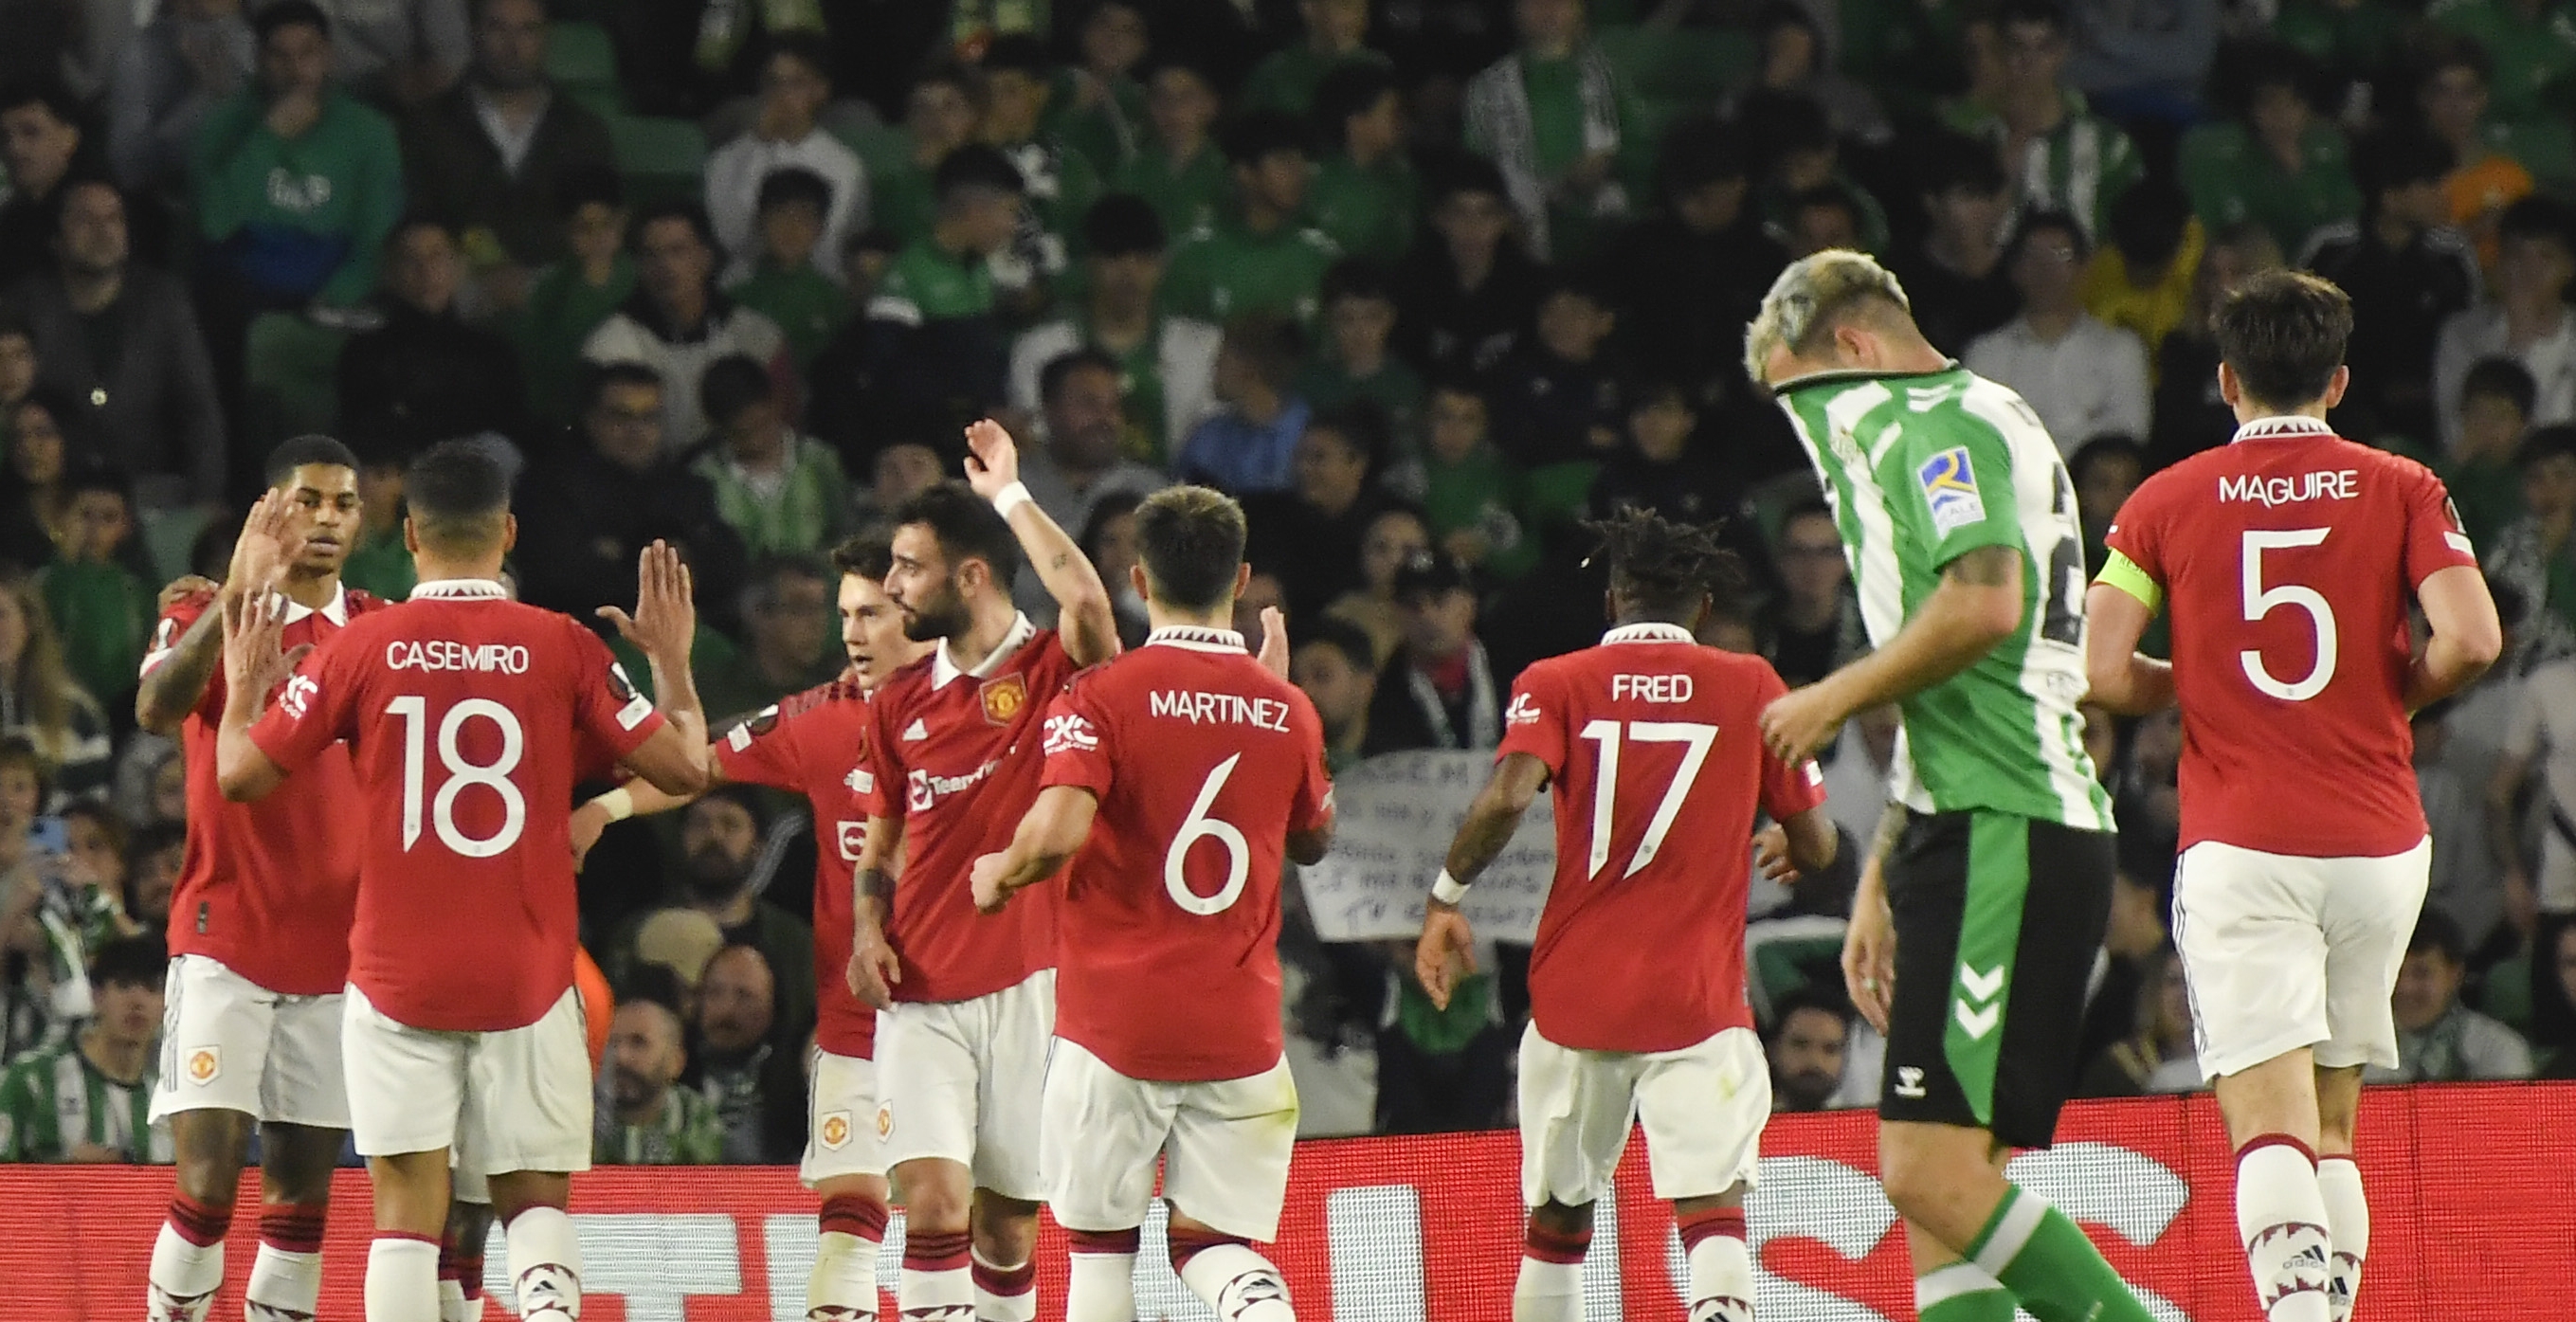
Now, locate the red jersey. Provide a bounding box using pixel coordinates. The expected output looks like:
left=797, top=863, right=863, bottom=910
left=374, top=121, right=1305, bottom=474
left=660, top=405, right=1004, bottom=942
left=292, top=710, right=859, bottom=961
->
left=855, top=616, right=1079, bottom=1003
left=1497, top=625, right=1826, bottom=1054
left=715, top=679, right=878, bottom=1058
left=147, top=585, right=386, bottom=995
left=247, top=579, right=667, bottom=1031
left=2102, top=416, right=2480, bottom=858
left=1039, top=627, right=1333, bottom=1082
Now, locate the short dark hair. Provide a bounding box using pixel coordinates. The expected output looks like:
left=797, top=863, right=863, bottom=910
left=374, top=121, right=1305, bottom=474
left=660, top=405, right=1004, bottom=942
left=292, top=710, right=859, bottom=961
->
left=2417, top=32, right=2491, bottom=89
left=1429, top=154, right=1510, bottom=208
left=2498, top=195, right=2574, bottom=252
left=698, top=353, right=774, bottom=430
left=405, top=438, right=513, bottom=555
left=1083, top=192, right=1165, bottom=256
left=43, top=174, right=118, bottom=241
left=2212, top=270, right=2353, bottom=410
left=979, top=33, right=1054, bottom=77
left=1779, top=498, right=1838, bottom=534
left=618, top=963, right=689, bottom=1020
left=1320, top=257, right=1396, bottom=306
left=746, top=552, right=832, bottom=612
left=1788, top=183, right=1861, bottom=230
left=254, top=0, right=331, bottom=43
left=2408, top=905, right=2467, bottom=963
left=831, top=531, right=894, bottom=582
left=1222, top=110, right=1312, bottom=167
left=1737, top=89, right=1834, bottom=159
left=581, top=360, right=663, bottom=411
left=2516, top=424, right=2576, bottom=469
left=2354, top=130, right=2453, bottom=208
left=264, top=435, right=360, bottom=487
left=1995, top=0, right=2066, bottom=35
left=1039, top=346, right=1122, bottom=405
left=630, top=198, right=717, bottom=252
left=1313, top=61, right=1399, bottom=137
left=762, top=29, right=834, bottom=81
left=894, top=481, right=1022, bottom=591
left=934, top=143, right=1025, bottom=199
left=1657, top=115, right=1748, bottom=196
left=1134, top=485, right=1249, bottom=612
left=1584, top=506, right=1749, bottom=621
left=754, top=166, right=834, bottom=217
left=2068, top=433, right=2147, bottom=485
left=2461, top=355, right=2538, bottom=416
left=63, top=460, right=135, bottom=505
left=1916, top=130, right=2005, bottom=198
left=914, top=56, right=984, bottom=102
left=1219, top=315, right=1302, bottom=388
left=1765, top=983, right=1853, bottom=1042
left=0, top=81, right=82, bottom=127
left=2005, top=208, right=2091, bottom=263
left=89, top=934, right=167, bottom=991
left=1307, top=403, right=1388, bottom=473
left=556, top=162, right=625, bottom=215
left=1294, top=616, right=1377, bottom=675
left=2105, top=182, right=2191, bottom=271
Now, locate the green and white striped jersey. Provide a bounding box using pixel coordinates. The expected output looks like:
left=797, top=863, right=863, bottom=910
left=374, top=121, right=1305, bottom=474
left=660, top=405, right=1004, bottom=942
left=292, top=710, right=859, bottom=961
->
left=0, top=1040, right=172, bottom=1163
left=1773, top=365, right=2115, bottom=831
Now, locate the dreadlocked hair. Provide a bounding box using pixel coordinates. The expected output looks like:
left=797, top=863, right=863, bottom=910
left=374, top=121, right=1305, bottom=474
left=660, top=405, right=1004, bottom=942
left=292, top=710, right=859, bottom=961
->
left=1582, top=507, right=1748, bottom=621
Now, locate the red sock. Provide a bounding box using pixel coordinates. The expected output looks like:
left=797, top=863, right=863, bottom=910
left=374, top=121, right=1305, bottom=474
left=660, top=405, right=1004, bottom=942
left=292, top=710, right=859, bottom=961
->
left=168, top=1194, right=234, bottom=1247
left=259, top=1203, right=327, bottom=1255
left=1677, top=1206, right=1748, bottom=1252
left=1068, top=1227, right=1141, bottom=1255
left=818, top=1192, right=889, bottom=1241
left=901, top=1229, right=971, bottom=1274
left=1167, top=1224, right=1252, bottom=1272
left=1522, top=1220, right=1591, bottom=1265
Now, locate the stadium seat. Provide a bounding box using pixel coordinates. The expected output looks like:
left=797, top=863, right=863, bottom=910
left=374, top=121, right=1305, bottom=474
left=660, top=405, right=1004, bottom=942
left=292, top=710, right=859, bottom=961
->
left=546, top=20, right=620, bottom=105
left=836, top=119, right=915, bottom=183
left=1746, top=914, right=1850, bottom=1025
left=242, top=311, right=346, bottom=453
left=1592, top=26, right=1756, bottom=105
left=608, top=115, right=709, bottom=206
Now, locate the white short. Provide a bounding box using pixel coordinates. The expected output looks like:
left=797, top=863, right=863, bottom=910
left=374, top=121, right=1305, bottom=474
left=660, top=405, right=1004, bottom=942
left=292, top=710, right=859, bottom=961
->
left=2173, top=836, right=2431, bottom=1079
left=149, top=954, right=348, bottom=1129
left=1518, top=1023, right=1768, bottom=1208
left=341, top=985, right=591, bottom=1177
left=1041, top=1037, right=1298, bottom=1241
left=800, top=1049, right=885, bottom=1186
left=874, top=969, right=1053, bottom=1200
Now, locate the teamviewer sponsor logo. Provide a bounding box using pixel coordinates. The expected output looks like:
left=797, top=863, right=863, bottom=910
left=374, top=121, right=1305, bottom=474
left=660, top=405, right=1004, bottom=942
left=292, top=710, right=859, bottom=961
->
left=907, top=759, right=999, bottom=812
left=1043, top=714, right=1098, bottom=755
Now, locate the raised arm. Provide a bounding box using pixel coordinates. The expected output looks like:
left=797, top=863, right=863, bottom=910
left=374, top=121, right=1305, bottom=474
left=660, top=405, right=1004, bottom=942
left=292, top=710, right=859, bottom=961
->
left=2082, top=574, right=2175, bottom=715
left=213, top=590, right=301, bottom=803
left=969, top=785, right=1101, bottom=913
left=962, top=419, right=1120, bottom=665
left=2406, top=565, right=2503, bottom=711
left=600, top=542, right=712, bottom=795
left=1414, top=751, right=1551, bottom=1010
left=145, top=497, right=306, bottom=733
left=1759, top=545, right=2026, bottom=763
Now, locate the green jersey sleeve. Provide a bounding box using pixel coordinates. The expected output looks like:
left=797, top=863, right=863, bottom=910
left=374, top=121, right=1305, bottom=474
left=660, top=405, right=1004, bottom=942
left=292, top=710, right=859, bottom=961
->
left=0, top=1059, right=46, bottom=1161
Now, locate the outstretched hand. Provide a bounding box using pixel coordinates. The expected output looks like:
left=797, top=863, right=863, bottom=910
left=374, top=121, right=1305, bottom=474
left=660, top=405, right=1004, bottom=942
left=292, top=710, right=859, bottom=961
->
left=1413, top=902, right=1478, bottom=1012
left=962, top=419, right=1022, bottom=500
left=227, top=490, right=308, bottom=599
left=597, top=541, right=696, bottom=662
left=221, top=589, right=313, bottom=705
left=1257, top=606, right=1289, bottom=678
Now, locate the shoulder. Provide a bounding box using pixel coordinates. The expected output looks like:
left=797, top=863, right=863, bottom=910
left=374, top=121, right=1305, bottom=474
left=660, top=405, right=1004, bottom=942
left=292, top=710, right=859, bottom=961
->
left=2296, top=221, right=2359, bottom=267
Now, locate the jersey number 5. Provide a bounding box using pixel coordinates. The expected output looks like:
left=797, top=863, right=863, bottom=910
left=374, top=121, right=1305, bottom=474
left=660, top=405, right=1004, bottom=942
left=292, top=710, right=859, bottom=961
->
left=388, top=696, right=528, bottom=857
left=1576, top=720, right=1717, bottom=879
left=2240, top=528, right=2337, bottom=701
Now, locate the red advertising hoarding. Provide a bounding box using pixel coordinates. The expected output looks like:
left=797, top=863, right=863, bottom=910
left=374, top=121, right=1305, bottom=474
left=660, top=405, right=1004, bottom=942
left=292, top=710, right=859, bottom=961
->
left=4, top=1084, right=2567, bottom=1319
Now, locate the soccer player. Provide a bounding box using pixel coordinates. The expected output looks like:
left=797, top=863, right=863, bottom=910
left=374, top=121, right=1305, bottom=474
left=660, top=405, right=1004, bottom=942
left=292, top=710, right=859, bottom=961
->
left=135, top=435, right=386, bottom=1322
left=1410, top=510, right=1840, bottom=1322
left=211, top=440, right=715, bottom=1322
left=968, top=485, right=1333, bottom=1322
left=1743, top=250, right=2155, bottom=1322
left=844, top=419, right=1120, bottom=1322
left=566, top=531, right=934, bottom=1322
left=2084, top=271, right=2503, bottom=1322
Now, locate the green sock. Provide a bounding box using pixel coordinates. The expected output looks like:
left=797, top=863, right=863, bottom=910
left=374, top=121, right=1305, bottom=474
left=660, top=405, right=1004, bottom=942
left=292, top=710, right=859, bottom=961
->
left=1970, top=1186, right=2157, bottom=1322
left=1916, top=1260, right=2017, bottom=1321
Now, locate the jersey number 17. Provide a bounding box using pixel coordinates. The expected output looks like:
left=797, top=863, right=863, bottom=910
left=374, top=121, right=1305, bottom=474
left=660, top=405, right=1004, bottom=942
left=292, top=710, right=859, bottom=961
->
left=1577, top=720, right=1717, bottom=880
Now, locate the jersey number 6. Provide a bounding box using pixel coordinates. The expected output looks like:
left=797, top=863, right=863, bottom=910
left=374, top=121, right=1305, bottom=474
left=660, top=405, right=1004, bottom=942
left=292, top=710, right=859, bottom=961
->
left=388, top=696, right=529, bottom=858
left=1167, top=753, right=1251, bottom=915
left=2240, top=528, right=2337, bottom=702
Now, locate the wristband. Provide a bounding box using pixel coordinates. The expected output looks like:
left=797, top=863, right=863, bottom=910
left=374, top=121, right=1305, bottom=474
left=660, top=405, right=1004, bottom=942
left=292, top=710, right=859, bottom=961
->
left=991, top=480, right=1033, bottom=518
left=1430, top=870, right=1470, bottom=905
left=595, top=788, right=636, bottom=823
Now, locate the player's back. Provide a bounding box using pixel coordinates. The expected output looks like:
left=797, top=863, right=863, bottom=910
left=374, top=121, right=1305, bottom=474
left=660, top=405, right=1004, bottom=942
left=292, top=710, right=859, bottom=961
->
left=1505, top=628, right=1823, bottom=1054
left=309, top=585, right=660, bottom=1031
left=2110, top=420, right=2474, bottom=857
left=1041, top=631, right=1332, bottom=1082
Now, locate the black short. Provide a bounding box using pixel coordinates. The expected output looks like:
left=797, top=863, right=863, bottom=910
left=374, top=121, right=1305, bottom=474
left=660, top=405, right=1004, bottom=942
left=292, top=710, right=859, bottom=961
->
left=1878, top=808, right=2116, bottom=1149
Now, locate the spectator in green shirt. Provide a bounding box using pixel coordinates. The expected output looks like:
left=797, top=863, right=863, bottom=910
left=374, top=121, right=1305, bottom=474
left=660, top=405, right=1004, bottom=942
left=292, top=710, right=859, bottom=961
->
left=512, top=166, right=635, bottom=426
left=697, top=553, right=845, bottom=722
left=1463, top=0, right=1645, bottom=263
left=979, top=35, right=1103, bottom=306
left=1310, top=61, right=1421, bottom=263
left=339, top=438, right=416, bottom=603
left=1298, top=259, right=1426, bottom=461
left=1006, top=195, right=1223, bottom=466
left=725, top=168, right=855, bottom=371
left=2449, top=357, right=2537, bottom=548
left=1243, top=0, right=1394, bottom=116
left=2178, top=46, right=2361, bottom=259
left=1115, top=58, right=1229, bottom=241
left=1745, top=90, right=1892, bottom=256
left=1047, top=0, right=1151, bottom=172
left=872, top=61, right=987, bottom=246
left=1952, top=0, right=2145, bottom=244
left=0, top=935, right=168, bottom=1163
left=2276, top=0, right=2405, bottom=114
left=595, top=994, right=727, bottom=1166
left=37, top=468, right=152, bottom=715
left=694, top=354, right=852, bottom=558
left=1162, top=112, right=1342, bottom=325
left=2433, top=0, right=2576, bottom=126
left=1402, top=377, right=1535, bottom=582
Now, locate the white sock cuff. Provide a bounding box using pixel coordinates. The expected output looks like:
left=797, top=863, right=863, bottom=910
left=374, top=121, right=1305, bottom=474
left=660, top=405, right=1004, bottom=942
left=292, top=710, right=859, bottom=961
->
left=1916, top=1260, right=2008, bottom=1310
left=1968, top=1188, right=2052, bottom=1279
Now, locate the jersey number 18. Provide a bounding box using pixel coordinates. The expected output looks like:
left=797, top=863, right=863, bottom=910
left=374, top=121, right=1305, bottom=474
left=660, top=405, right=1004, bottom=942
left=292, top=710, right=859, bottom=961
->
left=388, top=696, right=528, bottom=857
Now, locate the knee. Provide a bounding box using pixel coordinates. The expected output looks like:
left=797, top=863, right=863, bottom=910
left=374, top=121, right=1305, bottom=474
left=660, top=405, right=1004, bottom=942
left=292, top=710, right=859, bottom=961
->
left=1878, top=1146, right=1961, bottom=1224
left=173, top=1154, right=243, bottom=1207
left=970, top=1193, right=1040, bottom=1262
left=895, top=1167, right=971, bottom=1236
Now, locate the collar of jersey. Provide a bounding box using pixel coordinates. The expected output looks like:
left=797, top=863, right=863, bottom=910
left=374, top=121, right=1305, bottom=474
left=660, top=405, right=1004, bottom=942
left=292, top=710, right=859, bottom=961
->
left=275, top=581, right=348, bottom=626
left=408, top=578, right=510, bottom=601
left=1764, top=361, right=1962, bottom=395
left=1147, top=625, right=1246, bottom=653
left=2231, top=415, right=2337, bottom=444
left=1601, top=623, right=1696, bottom=645
left=932, top=611, right=1036, bottom=689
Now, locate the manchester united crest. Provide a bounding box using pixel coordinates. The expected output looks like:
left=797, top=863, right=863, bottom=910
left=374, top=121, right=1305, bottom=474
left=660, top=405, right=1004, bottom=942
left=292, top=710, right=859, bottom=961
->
left=876, top=1103, right=895, bottom=1139
left=187, top=1047, right=221, bottom=1084
left=980, top=675, right=1028, bottom=726
left=819, top=1110, right=852, bottom=1150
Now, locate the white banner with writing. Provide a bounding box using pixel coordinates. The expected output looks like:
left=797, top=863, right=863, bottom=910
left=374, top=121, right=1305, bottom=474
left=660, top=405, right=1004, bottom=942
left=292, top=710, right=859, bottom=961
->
left=1297, top=751, right=1556, bottom=943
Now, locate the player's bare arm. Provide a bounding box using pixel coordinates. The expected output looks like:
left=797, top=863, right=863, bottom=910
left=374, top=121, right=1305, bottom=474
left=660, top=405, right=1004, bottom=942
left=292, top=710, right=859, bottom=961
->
left=1754, top=806, right=1840, bottom=883
left=845, top=812, right=905, bottom=1008
left=140, top=494, right=308, bottom=733
left=1841, top=803, right=1906, bottom=1034
left=963, top=417, right=1121, bottom=665
left=602, top=542, right=715, bottom=794
left=969, top=785, right=1101, bottom=914
left=2080, top=580, right=2175, bottom=715
left=1415, top=751, right=1550, bottom=1010
left=1758, top=545, right=2026, bottom=763
left=1286, top=811, right=1334, bottom=866
left=211, top=589, right=307, bottom=803
left=569, top=771, right=719, bottom=869
left=2404, top=564, right=2504, bottom=711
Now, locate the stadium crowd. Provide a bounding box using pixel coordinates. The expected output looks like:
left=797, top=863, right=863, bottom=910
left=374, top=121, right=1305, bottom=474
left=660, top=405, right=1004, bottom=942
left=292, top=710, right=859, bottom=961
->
left=0, top=0, right=2572, bottom=1166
